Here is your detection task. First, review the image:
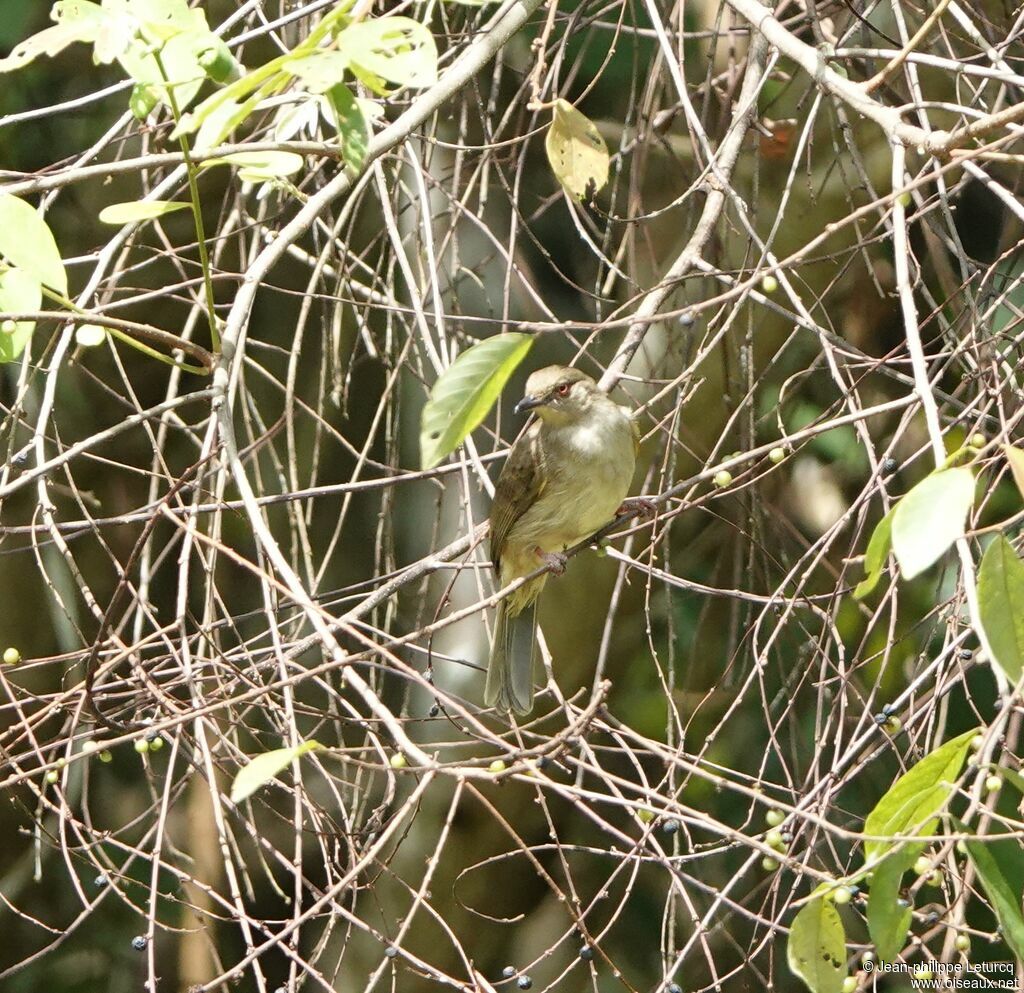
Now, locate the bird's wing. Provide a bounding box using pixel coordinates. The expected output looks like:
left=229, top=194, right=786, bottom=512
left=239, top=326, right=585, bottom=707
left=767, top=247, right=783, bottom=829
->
left=489, top=422, right=545, bottom=571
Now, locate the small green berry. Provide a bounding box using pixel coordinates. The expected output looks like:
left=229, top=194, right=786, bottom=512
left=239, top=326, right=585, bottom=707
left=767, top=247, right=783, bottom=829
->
left=768, top=447, right=785, bottom=464
left=970, top=734, right=984, bottom=751
left=713, top=470, right=733, bottom=488
left=761, top=274, right=779, bottom=293
left=896, top=191, right=912, bottom=208
left=833, top=887, right=852, bottom=906
left=134, top=738, right=150, bottom=754
left=637, top=808, right=654, bottom=824
left=82, top=741, right=99, bottom=755
left=765, top=808, right=784, bottom=827
left=842, top=977, right=857, bottom=993
left=3, top=647, right=21, bottom=666
left=914, top=968, right=933, bottom=981
left=761, top=856, right=779, bottom=871
left=970, top=433, right=986, bottom=449
left=913, top=856, right=931, bottom=876
left=883, top=715, right=902, bottom=734
left=1, top=319, right=17, bottom=335
left=985, top=774, right=1001, bottom=793
left=389, top=753, right=407, bottom=770
left=45, top=769, right=59, bottom=784
left=488, top=759, right=507, bottom=774
left=98, top=750, right=113, bottom=763
left=926, top=870, right=942, bottom=887
left=765, top=829, right=785, bottom=851
left=955, top=934, right=971, bottom=953
left=149, top=736, right=164, bottom=752
left=956, top=840, right=968, bottom=855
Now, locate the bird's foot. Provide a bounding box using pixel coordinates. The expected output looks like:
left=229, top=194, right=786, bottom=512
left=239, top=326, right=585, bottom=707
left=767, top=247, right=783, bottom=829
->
left=535, top=547, right=568, bottom=576
left=618, top=496, right=657, bottom=519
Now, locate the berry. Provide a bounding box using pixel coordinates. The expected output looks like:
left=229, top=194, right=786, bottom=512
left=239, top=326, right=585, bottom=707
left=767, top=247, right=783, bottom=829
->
left=489, top=759, right=507, bottom=774
left=98, top=750, right=113, bottom=763
left=149, top=736, right=164, bottom=752
left=45, top=769, right=59, bottom=784
left=970, top=433, right=986, bottom=449
left=134, top=739, right=150, bottom=754
left=428, top=704, right=440, bottom=717
left=502, top=967, right=516, bottom=978
left=761, top=856, right=779, bottom=871
left=955, top=934, right=971, bottom=953
left=384, top=946, right=398, bottom=958
left=882, top=457, right=898, bottom=475
left=959, top=649, right=973, bottom=661
left=713, top=470, right=733, bottom=488
left=913, top=856, right=931, bottom=876
left=884, top=716, right=902, bottom=734
left=833, top=887, right=852, bottom=906
left=761, top=274, right=779, bottom=293
left=768, top=447, right=785, bottom=464
left=914, top=968, right=933, bottom=981
left=131, top=935, right=147, bottom=951
left=668, top=986, right=682, bottom=993
left=969, top=735, right=984, bottom=751
left=765, top=808, right=784, bottom=827
left=765, top=829, right=784, bottom=851
left=678, top=312, right=695, bottom=328
left=389, top=753, right=407, bottom=770
left=517, top=977, right=532, bottom=990
left=896, top=191, right=912, bottom=208
left=637, top=808, right=654, bottom=824
left=662, top=818, right=680, bottom=835
left=579, top=945, right=594, bottom=961
left=926, top=870, right=942, bottom=887
left=843, top=978, right=857, bottom=993
left=3, top=647, right=20, bottom=666
left=985, top=775, right=1001, bottom=793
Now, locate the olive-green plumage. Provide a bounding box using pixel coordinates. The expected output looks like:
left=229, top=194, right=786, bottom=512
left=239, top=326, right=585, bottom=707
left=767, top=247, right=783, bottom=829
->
left=486, top=366, right=638, bottom=714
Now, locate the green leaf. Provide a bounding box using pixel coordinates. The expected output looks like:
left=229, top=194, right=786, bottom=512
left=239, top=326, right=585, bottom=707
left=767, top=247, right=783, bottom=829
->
left=0, top=267, right=42, bottom=364
left=977, top=535, right=1024, bottom=684
left=420, top=333, right=534, bottom=470
left=229, top=740, right=322, bottom=804
left=0, top=195, right=67, bottom=294
left=956, top=822, right=1024, bottom=961
left=117, top=29, right=210, bottom=110
left=787, top=897, right=846, bottom=993
left=0, top=0, right=105, bottom=73
left=854, top=504, right=896, bottom=599
left=544, top=99, right=610, bottom=201
left=326, top=84, right=369, bottom=171
left=98, top=200, right=190, bottom=224
left=864, top=728, right=978, bottom=865
left=891, top=466, right=975, bottom=580
left=336, top=17, right=438, bottom=90
left=285, top=51, right=351, bottom=93
left=203, top=150, right=304, bottom=181
left=1003, top=444, right=1024, bottom=503
left=866, top=846, right=918, bottom=961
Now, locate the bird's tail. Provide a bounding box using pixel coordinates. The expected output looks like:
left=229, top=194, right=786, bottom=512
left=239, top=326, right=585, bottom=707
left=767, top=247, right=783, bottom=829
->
left=485, top=597, right=537, bottom=715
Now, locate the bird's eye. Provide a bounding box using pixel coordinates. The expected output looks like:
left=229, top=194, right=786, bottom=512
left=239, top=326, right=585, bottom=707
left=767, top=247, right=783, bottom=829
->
left=557, top=383, right=571, bottom=396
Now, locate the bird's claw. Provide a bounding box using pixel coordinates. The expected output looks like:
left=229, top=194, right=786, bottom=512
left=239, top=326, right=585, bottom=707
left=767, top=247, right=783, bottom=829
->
left=535, top=547, right=568, bottom=576
left=618, top=497, right=657, bottom=519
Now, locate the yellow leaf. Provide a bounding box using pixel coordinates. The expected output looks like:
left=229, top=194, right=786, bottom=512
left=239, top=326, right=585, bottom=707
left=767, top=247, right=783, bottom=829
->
left=544, top=99, right=609, bottom=201
left=1003, top=444, right=1024, bottom=503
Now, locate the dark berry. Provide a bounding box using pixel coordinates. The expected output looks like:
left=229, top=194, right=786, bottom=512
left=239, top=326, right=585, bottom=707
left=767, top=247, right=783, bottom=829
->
left=517, top=977, right=532, bottom=990
left=882, top=457, right=898, bottom=474
left=881, top=703, right=893, bottom=716
left=502, top=966, right=516, bottom=979
left=959, top=648, right=972, bottom=660
left=579, top=945, right=594, bottom=961
left=679, top=312, right=695, bottom=327
left=662, top=818, right=681, bottom=835
left=873, top=712, right=887, bottom=725
left=428, top=704, right=439, bottom=717
left=537, top=756, right=550, bottom=769
left=94, top=874, right=107, bottom=887
left=669, top=985, right=683, bottom=993
left=131, top=935, right=147, bottom=951
left=385, top=946, right=398, bottom=958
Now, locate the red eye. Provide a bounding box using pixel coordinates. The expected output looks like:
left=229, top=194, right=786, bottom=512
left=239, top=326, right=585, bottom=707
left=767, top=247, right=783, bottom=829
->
left=557, top=383, right=570, bottom=396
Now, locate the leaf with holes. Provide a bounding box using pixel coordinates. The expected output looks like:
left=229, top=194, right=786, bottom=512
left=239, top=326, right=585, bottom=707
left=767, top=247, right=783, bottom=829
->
left=0, top=267, right=42, bottom=364
left=326, top=84, right=369, bottom=172
left=230, top=740, right=322, bottom=804
left=545, top=99, right=609, bottom=201
left=863, top=728, right=978, bottom=865
left=285, top=51, right=350, bottom=93
left=98, top=200, right=191, bottom=224
left=0, top=195, right=67, bottom=295
left=337, top=17, right=437, bottom=91
left=977, top=535, right=1024, bottom=684
left=421, top=334, right=534, bottom=470
left=866, top=845, right=918, bottom=961
left=0, top=1, right=106, bottom=72
left=788, top=897, right=846, bottom=993
left=891, top=467, right=975, bottom=579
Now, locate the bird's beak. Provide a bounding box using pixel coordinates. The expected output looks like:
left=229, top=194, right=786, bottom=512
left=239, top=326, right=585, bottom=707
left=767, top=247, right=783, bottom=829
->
left=514, top=394, right=544, bottom=415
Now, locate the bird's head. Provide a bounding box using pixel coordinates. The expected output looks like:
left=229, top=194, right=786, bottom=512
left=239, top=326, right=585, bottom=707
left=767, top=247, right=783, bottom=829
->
left=515, top=366, right=600, bottom=424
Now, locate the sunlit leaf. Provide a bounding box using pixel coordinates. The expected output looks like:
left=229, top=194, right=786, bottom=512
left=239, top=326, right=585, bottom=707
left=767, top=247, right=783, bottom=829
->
left=0, top=268, right=42, bottom=364
left=1003, top=444, right=1024, bottom=503
left=787, top=897, right=845, bottom=993
left=420, top=333, right=534, bottom=470
left=0, top=23, right=92, bottom=73
left=863, top=728, right=978, bottom=865
left=891, top=467, right=975, bottom=579
left=327, top=84, right=369, bottom=171
left=285, top=51, right=350, bottom=93
left=204, top=150, right=304, bottom=180
left=545, top=98, right=609, bottom=201
left=0, top=195, right=67, bottom=295
left=977, top=535, right=1024, bottom=684
left=117, top=29, right=209, bottom=110
left=955, top=820, right=1024, bottom=961
left=229, top=740, right=322, bottom=804
left=866, top=847, right=918, bottom=961
left=854, top=504, right=896, bottom=599
left=336, top=17, right=438, bottom=90
left=98, top=200, right=190, bottom=224
left=75, top=323, right=106, bottom=347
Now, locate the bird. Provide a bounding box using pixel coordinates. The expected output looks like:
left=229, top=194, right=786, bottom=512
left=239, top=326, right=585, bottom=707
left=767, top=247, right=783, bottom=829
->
left=485, top=365, right=641, bottom=714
